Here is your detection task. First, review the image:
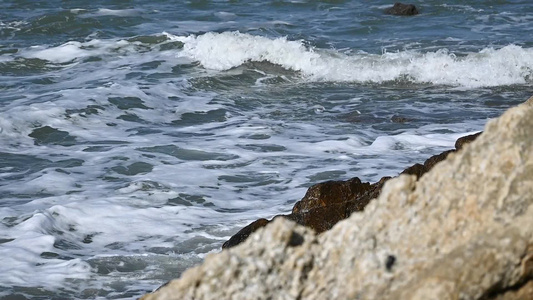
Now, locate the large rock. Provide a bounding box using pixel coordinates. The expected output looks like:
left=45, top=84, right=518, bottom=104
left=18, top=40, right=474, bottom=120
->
left=455, top=131, right=482, bottom=150
left=222, top=177, right=386, bottom=249
left=223, top=132, right=479, bottom=249
left=143, top=96, right=533, bottom=300
left=221, top=218, right=269, bottom=249
left=291, top=177, right=372, bottom=214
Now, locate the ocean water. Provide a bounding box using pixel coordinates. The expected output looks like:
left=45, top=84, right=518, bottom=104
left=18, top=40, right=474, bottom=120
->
left=0, top=0, right=532, bottom=298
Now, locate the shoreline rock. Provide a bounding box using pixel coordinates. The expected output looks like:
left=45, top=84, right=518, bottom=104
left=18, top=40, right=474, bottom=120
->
left=223, top=131, right=482, bottom=249
left=143, top=96, right=533, bottom=300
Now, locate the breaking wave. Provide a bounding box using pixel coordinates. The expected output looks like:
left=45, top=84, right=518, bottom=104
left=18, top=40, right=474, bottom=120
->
left=167, top=31, right=533, bottom=88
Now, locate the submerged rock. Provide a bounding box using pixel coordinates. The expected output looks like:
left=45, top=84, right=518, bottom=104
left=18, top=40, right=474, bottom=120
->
left=142, top=96, right=533, bottom=300
left=391, top=115, right=411, bottom=123
left=384, top=3, right=419, bottom=16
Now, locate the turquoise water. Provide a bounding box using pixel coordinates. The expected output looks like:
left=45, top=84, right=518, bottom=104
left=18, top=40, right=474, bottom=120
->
left=1, top=1, right=532, bottom=298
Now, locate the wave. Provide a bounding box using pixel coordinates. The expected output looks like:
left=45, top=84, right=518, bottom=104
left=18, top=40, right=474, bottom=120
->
left=166, top=31, right=533, bottom=88
left=6, top=31, right=532, bottom=88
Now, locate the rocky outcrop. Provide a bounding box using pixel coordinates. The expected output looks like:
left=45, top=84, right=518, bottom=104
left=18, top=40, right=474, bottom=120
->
left=223, top=131, right=481, bottom=249
left=222, top=218, right=269, bottom=249
left=142, top=96, right=533, bottom=300
left=384, top=3, right=419, bottom=16
left=455, top=131, right=482, bottom=150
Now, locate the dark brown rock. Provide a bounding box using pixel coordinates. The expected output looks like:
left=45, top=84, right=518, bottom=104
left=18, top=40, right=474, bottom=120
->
left=455, top=132, right=482, bottom=151
left=401, top=163, right=427, bottom=179
left=292, top=177, right=372, bottom=214
left=423, top=150, right=454, bottom=171
left=286, top=204, right=347, bottom=233
left=222, top=218, right=269, bottom=249
left=224, top=177, right=390, bottom=249
left=384, top=3, right=419, bottom=16
left=222, top=133, right=481, bottom=249
left=403, top=149, right=455, bottom=180
left=391, top=115, right=410, bottom=123
left=288, top=177, right=389, bottom=234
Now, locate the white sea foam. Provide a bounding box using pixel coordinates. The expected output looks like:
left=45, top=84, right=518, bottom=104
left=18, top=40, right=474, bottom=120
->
left=0, top=211, right=92, bottom=288
left=12, top=32, right=533, bottom=88
left=364, top=132, right=473, bottom=153
left=214, top=11, right=237, bottom=21
left=25, top=42, right=90, bottom=63
left=166, top=31, right=533, bottom=88
left=0, top=189, right=230, bottom=290
left=22, top=39, right=139, bottom=64
left=0, top=20, right=27, bottom=30
left=18, top=36, right=174, bottom=66
left=95, top=8, right=140, bottom=17
left=69, top=8, right=86, bottom=14
left=440, top=4, right=484, bottom=13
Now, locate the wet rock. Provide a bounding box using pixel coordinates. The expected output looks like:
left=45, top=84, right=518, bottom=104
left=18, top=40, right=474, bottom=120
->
left=401, top=163, right=427, bottom=179
left=223, top=131, right=481, bottom=249
left=340, top=111, right=379, bottom=123
left=222, top=218, right=269, bottom=249
left=384, top=3, right=419, bottom=16
left=455, top=131, right=482, bottom=150
left=292, top=177, right=372, bottom=214
left=142, top=96, right=533, bottom=300
left=223, top=177, right=387, bottom=249
left=422, top=149, right=454, bottom=172
left=286, top=203, right=347, bottom=233
left=403, top=132, right=482, bottom=180
left=391, top=115, right=410, bottom=123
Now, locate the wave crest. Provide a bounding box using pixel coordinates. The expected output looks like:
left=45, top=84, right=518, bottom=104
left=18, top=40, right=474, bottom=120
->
left=166, top=31, right=533, bottom=88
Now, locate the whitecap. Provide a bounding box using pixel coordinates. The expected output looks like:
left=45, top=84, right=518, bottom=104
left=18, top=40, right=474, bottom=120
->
left=24, top=42, right=90, bottom=64
left=165, top=31, right=533, bottom=88
left=214, top=11, right=237, bottom=21
left=95, top=8, right=140, bottom=17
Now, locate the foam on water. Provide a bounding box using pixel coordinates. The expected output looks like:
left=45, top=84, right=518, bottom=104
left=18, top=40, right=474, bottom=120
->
left=439, top=4, right=484, bottom=13
left=20, top=39, right=150, bottom=64
left=3, top=31, right=531, bottom=89
left=1, top=20, right=530, bottom=297
left=25, top=42, right=91, bottom=63
left=167, top=31, right=533, bottom=88
left=94, top=8, right=140, bottom=17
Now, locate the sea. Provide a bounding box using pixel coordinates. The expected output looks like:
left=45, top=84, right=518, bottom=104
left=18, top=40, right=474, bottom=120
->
left=0, top=0, right=532, bottom=299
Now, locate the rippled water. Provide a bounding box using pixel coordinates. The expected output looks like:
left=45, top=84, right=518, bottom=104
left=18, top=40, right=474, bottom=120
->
left=1, top=1, right=532, bottom=299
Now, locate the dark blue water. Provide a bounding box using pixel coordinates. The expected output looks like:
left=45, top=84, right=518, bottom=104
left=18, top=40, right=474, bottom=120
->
left=1, top=1, right=532, bottom=299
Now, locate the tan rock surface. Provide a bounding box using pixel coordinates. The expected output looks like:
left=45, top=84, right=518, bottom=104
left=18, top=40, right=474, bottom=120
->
left=142, top=96, right=533, bottom=300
